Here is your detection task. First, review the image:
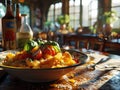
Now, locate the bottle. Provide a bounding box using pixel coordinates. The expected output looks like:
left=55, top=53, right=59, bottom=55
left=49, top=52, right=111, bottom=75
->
left=2, top=0, right=16, bottom=50
left=16, top=14, right=33, bottom=49
left=16, top=3, right=21, bottom=32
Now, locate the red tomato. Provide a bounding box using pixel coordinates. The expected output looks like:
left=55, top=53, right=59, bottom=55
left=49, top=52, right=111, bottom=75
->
left=22, top=53, right=32, bottom=59
left=33, top=49, right=42, bottom=60
left=73, top=58, right=79, bottom=63
left=17, top=52, right=32, bottom=60
left=42, top=45, right=56, bottom=56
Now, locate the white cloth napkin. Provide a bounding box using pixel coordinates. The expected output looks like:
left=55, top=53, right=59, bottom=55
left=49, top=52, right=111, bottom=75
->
left=87, top=53, right=120, bottom=71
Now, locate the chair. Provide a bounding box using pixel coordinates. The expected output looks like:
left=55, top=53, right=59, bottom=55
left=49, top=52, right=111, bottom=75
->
left=88, top=38, right=104, bottom=52
left=63, top=34, right=105, bottom=52
left=63, top=35, right=89, bottom=49
left=77, top=36, right=89, bottom=49
left=63, top=35, right=79, bottom=49
left=104, top=41, right=120, bottom=55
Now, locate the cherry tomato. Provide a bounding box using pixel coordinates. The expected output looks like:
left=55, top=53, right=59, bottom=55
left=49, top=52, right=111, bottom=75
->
left=73, top=58, right=79, bottom=63
left=17, top=51, right=32, bottom=60
left=21, top=53, right=32, bottom=59
left=42, top=45, right=56, bottom=56
left=33, top=49, right=42, bottom=60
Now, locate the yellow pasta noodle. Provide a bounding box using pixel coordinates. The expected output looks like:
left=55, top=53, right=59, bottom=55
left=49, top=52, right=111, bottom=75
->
left=3, top=51, right=76, bottom=69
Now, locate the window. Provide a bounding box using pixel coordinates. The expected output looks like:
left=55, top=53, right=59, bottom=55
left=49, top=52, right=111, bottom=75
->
left=48, top=2, right=62, bottom=22
left=69, top=0, right=80, bottom=29
left=47, top=3, right=62, bottom=31
left=88, top=0, right=98, bottom=26
left=19, top=4, right=30, bottom=24
left=48, top=4, right=54, bottom=22
left=14, top=4, right=30, bottom=24
left=112, top=0, right=120, bottom=29
left=47, top=0, right=98, bottom=30
left=0, top=3, right=6, bottom=33
left=0, top=3, right=6, bottom=18
left=69, top=0, right=98, bottom=28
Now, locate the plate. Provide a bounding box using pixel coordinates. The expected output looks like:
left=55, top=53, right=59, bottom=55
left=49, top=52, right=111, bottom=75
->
left=0, top=49, right=88, bottom=82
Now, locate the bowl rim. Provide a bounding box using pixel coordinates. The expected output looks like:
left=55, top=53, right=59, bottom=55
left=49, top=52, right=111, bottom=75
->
left=0, top=49, right=88, bottom=70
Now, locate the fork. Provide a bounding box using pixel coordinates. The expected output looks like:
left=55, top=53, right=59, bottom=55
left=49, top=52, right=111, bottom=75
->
left=87, top=57, right=111, bottom=70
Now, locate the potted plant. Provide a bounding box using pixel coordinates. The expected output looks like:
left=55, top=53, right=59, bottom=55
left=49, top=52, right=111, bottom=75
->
left=101, top=11, right=118, bottom=39
left=57, top=14, right=70, bottom=25
left=102, top=11, right=117, bottom=24
left=57, top=14, right=70, bottom=34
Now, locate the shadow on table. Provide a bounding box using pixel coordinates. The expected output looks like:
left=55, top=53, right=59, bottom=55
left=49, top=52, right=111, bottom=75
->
left=99, top=72, right=120, bottom=90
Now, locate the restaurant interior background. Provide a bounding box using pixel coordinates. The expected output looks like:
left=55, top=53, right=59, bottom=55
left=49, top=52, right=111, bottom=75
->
left=0, top=0, right=120, bottom=54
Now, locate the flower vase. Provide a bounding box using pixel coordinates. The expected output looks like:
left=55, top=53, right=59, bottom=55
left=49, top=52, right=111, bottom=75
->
left=102, top=24, right=112, bottom=40
left=59, top=24, right=68, bottom=34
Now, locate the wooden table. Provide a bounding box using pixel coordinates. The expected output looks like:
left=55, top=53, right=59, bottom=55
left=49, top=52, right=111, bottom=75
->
left=57, top=33, right=120, bottom=54
left=0, top=50, right=120, bottom=90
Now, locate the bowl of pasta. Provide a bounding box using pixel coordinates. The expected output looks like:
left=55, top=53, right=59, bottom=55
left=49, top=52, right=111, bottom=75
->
left=0, top=40, right=88, bottom=82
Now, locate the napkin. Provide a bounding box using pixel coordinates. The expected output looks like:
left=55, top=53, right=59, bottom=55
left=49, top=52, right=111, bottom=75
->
left=87, top=53, right=120, bottom=71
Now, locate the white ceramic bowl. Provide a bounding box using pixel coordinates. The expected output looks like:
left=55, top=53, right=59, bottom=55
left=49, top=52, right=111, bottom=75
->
left=0, top=49, right=88, bottom=82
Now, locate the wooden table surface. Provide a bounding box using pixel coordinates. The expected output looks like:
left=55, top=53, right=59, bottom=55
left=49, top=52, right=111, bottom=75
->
left=0, top=50, right=120, bottom=90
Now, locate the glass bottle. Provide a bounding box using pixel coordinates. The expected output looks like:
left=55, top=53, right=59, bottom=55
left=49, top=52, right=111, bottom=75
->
left=16, top=3, right=21, bottom=32
left=2, top=0, right=16, bottom=50
left=16, top=14, right=33, bottom=49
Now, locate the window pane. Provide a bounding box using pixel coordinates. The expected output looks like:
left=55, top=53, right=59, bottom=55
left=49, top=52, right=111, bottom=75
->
left=20, top=5, right=30, bottom=24
left=69, top=0, right=81, bottom=28
left=74, top=20, right=79, bottom=28
left=69, top=6, right=75, bottom=13
left=69, top=0, right=74, bottom=6
left=112, top=0, right=120, bottom=6
left=69, top=20, right=74, bottom=28
left=75, top=6, right=80, bottom=13
left=91, top=10, right=97, bottom=18
left=48, top=2, right=62, bottom=23
left=0, top=3, right=6, bottom=18
left=74, top=13, right=79, bottom=20
left=47, top=0, right=98, bottom=29
left=90, top=0, right=98, bottom=10
left=75, top=0, right=80, bottom=6
left=88, top=0, right=98, bottom=26
left=0, top=3, right=6, bottom=33
left=112, top=0, right=120, bottom=28
left=113, top=20, right=120, bottom=28
left=56, top=3, right=62, bottom=8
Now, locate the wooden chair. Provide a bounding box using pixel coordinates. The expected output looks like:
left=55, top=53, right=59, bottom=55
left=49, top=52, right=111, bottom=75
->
left=63, top=35, right=89, bottom=49
left=88, top=38, right=104, bottom=52
left=77, top=36, right=89, bottom=49
left=104, top=41, right=120, bottom=55
left=63, top=34, right=105, bottom=51
left=63, top=35, right=79, bottom=49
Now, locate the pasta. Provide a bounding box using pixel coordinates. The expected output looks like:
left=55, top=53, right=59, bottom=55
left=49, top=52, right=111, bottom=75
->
left=3, top=51, right=77, bottom=69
